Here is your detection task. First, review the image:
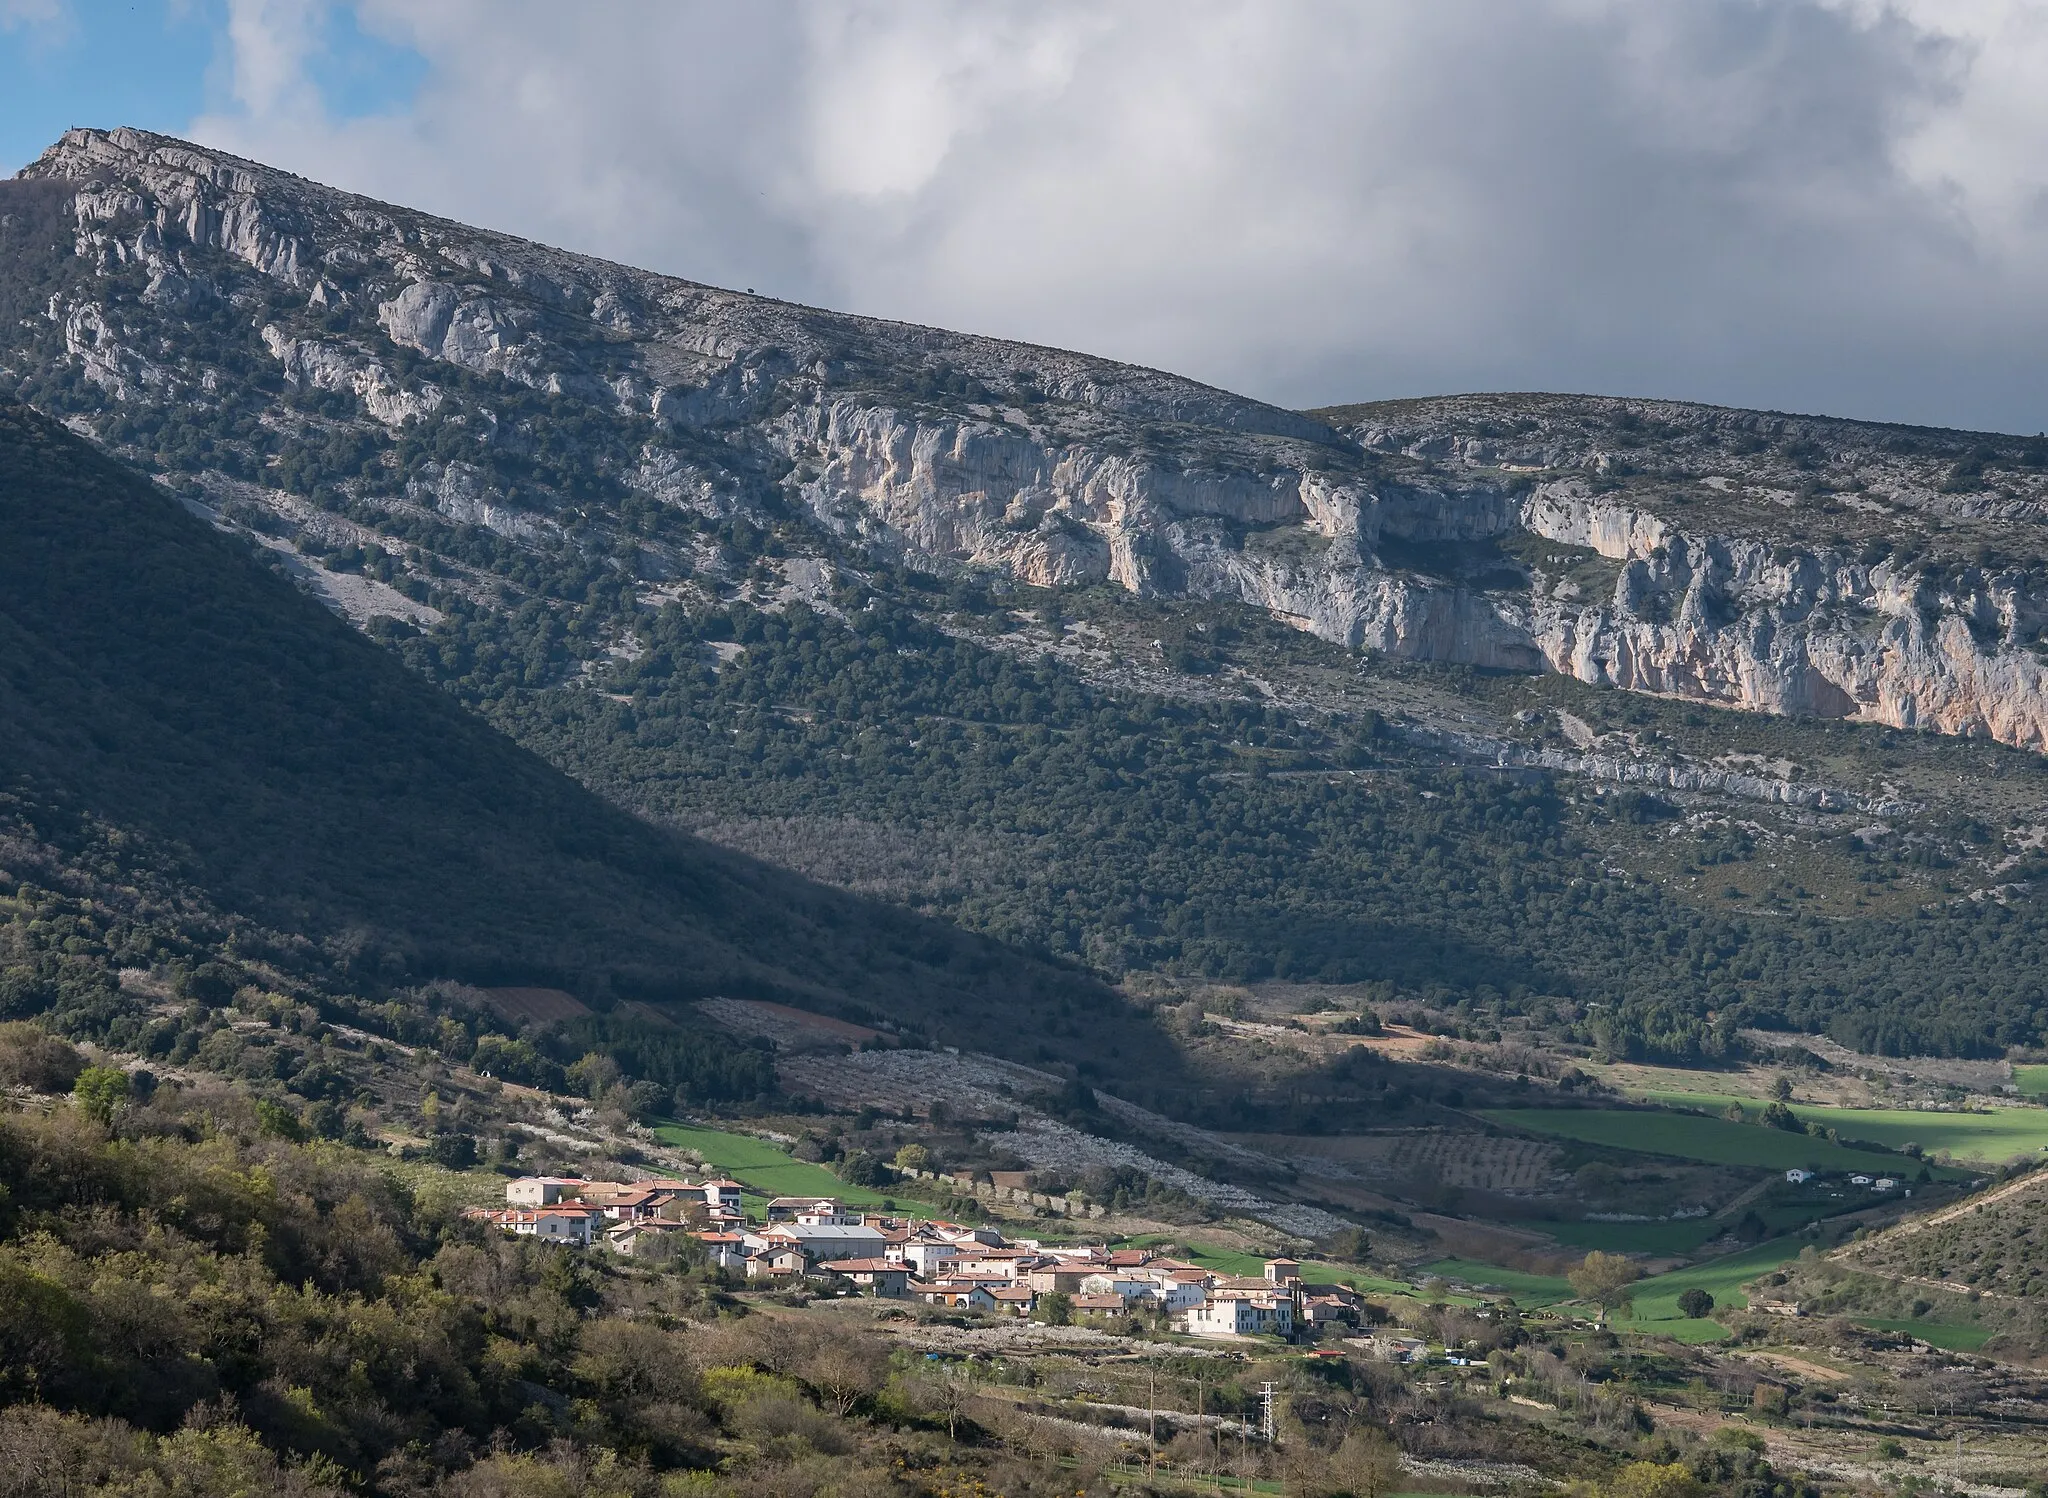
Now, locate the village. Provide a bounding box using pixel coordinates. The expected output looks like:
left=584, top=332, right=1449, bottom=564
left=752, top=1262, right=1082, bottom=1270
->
left=464, top=1175, right=1409, bottom=1350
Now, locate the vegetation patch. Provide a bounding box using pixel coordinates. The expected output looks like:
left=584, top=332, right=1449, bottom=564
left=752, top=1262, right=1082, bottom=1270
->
left=1851, top=1317, right=1993, bottom=1351
left=650, top=1120, right=918, bottom=1211
left=1482, top=1107, right=1951, bottom=1176
left=1420, top=1258, right=1575, bottom=1306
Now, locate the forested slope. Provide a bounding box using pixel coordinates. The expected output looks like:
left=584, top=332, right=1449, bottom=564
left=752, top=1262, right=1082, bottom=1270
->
left=0, top=399, right=1168, bottom=1078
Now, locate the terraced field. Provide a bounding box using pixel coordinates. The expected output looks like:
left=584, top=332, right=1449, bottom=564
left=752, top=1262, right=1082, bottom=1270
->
left=1276, top=1129, right=1562, bottom=1191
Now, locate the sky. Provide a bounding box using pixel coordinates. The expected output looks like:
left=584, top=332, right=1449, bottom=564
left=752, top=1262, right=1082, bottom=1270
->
left=4, top=1, right=2048, bottom=434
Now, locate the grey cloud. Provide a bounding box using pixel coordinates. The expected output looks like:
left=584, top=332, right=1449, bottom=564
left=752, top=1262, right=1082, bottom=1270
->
left=183, top=0, right=2048, bottom=432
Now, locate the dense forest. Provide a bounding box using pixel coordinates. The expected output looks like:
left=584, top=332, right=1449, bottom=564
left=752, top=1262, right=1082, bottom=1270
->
left=466, top=587, right=2048, bottom=1063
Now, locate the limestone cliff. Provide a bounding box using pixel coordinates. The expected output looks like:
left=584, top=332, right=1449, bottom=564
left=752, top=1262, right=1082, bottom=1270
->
left=9, top=129, right=2048, bottom=752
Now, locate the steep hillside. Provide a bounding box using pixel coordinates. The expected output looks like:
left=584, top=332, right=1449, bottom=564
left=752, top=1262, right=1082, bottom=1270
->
left=11, top=128, right=2048, bottom=754
left=13, top=130, right=2048, bottom=1062
left=0, top=398, right=1171, bottom=1082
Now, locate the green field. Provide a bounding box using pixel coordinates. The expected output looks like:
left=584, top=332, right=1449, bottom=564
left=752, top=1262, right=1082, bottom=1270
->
left=1427, top=1239, right=1805, bottom=1342
left=1609, top=1237, right=1805, bottom=1342
left=651, top=1121, right=940, bottom=1217
left=1630, top=1086, right=1751, bottom=1114
left=1852, top=1318, right=1993, bottom=1352
left=1481, top=1107, right=1948, bottom=1175
left=1421, top=1259, right=1575, bottom=1306
left=1621, top=1089, right=2048, bottom=1168
left=1540, top=1217, right=1729, bottom=1256
left=1782, top=1103, right=2048, bottom=1166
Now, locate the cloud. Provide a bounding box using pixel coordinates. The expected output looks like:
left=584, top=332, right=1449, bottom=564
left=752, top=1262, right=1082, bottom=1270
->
left=1, top=0, right=69, bottom=35
left=183, top=0, right=2048, bottom=432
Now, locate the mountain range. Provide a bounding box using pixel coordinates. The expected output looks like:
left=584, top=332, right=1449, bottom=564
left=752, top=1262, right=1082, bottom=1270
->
left=7, top=127, right=2048, bottom=1068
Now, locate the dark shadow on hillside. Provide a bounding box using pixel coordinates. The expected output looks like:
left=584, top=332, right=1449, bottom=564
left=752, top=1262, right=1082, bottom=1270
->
left=0, top=400, right=1188, bottom=1086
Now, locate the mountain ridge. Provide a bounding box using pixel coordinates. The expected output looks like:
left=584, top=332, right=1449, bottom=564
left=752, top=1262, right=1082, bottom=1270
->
left=13, top=128, right=2048, bottom=1064
left=13, top=127, right=2048, bottom=756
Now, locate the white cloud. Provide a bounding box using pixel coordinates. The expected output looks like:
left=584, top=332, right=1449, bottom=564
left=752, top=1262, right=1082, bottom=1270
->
left=1, top=0, right=68, bottom=32
left=184, top=0, right=2048, bottom=432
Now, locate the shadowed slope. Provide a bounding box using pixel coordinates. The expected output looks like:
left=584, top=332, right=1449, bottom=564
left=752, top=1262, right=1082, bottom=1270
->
left=0, top=398, right=1176, bottom=1076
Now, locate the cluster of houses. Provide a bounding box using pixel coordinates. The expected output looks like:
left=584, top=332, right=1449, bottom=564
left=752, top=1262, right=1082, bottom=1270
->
left=1783, top=1168, right=1905, bottom=1193
left=463, top=1177, right=1367, bottom=1340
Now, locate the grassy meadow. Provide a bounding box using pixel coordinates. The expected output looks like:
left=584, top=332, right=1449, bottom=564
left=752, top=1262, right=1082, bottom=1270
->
left=1851, top=1318, right=1993, bottom=1352
left=651, top=1121, right=942, bottom=1216
left=1625, top=1090, right=2048, bottom=1167
left=1421, top=1259, right=1575, bottom=1306
left=1479, top=1107, right=1927, bottom=1174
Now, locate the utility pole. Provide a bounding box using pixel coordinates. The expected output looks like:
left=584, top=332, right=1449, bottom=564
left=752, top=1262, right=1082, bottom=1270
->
left=1148, top=1364, right=1157, bottom=1470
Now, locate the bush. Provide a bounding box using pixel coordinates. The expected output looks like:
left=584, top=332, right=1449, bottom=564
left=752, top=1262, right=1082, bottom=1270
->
left=70, top=1066, right=129, bottom=1124
left=1677, top=1287, right=1716, bottom=1319
left=0, top=1022, right=82, bottom=1092
left=253, top=1098, right=308, bottom=1142
left=427, top=1132, right=478, bottom=1169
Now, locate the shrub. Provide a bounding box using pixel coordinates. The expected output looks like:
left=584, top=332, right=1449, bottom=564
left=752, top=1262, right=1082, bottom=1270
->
left=0, top=1022, right=82, bottom=1092
left=70, top=1066, right=129, bottom=1124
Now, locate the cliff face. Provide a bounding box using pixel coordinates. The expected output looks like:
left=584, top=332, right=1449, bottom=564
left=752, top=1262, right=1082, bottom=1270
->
left=10, top=129, right=2048, bottom=750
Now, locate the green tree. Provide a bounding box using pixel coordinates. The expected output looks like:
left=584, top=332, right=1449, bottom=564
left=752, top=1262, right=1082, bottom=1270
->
left=893, top=1143, right=931, bottom=1173
left=70, top=1066, right=129, bottom=1124
left=1567, top=1251, right=1641, bottom=1323
left=1760, top=1100, right=1801, bottom=1131
left=1036, top=1291, right=1073, bottom=1326
left=1677, top=1287, right=1716, bottom=1319
left=253, top=1098, right=307, bottom=1142
left=1604, top=1461, right=1703, bottom=1498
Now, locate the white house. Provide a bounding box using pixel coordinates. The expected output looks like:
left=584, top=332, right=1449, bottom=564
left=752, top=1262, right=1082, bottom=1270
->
left=697, top=1231, right=751, bottom=1271
left=1873, top=1178, right=1898, bottom=1192
left=1080, top=1272, right=1161, bottom=1303
left=700, top=1179, right=745, bottom=1214
left=821, top=1258, right=911, bottom=1297
left=913, top=1280, right=998, bottom=1311
left=467, top=1205, right=600, bottom=1247
left=1849, top=1175, right=1873, bottom=1186
left=505, top=1177, right=588, bottom=1207
left=1784, top=1169, right=1814, bottom=1184
left=1183, top=1290, right=1293, bottom=1340
left=893, top=1241, right=960, bottom=1277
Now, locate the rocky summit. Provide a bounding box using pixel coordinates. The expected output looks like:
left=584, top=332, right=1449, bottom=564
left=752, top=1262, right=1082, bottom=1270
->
left=7, top=127, right=2048, bottom=754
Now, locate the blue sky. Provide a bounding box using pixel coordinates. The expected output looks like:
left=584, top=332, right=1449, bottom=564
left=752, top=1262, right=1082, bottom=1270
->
left=0, top=0, right=421, bottom=176
left=4, top=2, right=2048, bottom=434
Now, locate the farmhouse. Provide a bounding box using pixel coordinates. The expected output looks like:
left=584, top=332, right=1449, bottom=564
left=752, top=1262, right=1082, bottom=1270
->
left=1183, top=1288, right=1294, bottom=1339
left=821, top=1258, right=911, bottom=1297
left=463, top=1205, right=601, bottom=1247
left=504, top=1176, right=588, bottom=1207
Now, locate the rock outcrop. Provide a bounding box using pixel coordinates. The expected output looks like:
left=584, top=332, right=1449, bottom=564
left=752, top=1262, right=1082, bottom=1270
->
left=11, top=128, right=2048, bottom=750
